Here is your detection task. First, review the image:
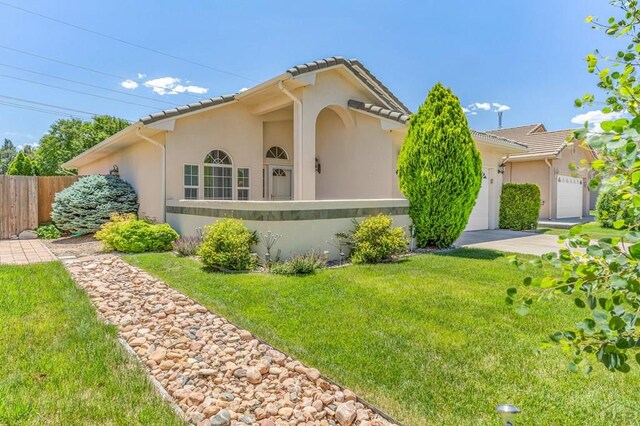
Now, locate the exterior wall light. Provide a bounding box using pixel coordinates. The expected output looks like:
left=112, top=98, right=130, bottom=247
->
left=109, top=165, right=120, bottom=177
left=496, top=404, right=521, bottom=426
left=497, top=162, right=506, bottom=174
left=315, top=157, right=321, bottom=174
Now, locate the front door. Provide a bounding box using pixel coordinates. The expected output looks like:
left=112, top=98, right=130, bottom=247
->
left=269, top=165, right=293, bottom=200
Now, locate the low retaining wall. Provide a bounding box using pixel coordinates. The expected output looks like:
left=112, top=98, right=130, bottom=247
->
left=166, top=199, right=411, bottom=260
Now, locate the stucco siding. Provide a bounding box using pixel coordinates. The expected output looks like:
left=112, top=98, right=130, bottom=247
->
left=506, top=160, right=550, bottom=219
left=77, top=138, right=164, bottom=221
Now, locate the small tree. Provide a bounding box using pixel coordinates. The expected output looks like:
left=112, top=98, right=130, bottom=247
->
left=509, top=1, right=640, bottom=373
left=398, top=83, right=482, bottom=248
left=6, top=151, right=37, bottom=176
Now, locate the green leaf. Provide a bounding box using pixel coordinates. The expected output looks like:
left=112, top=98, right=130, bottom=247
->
left=613, top=219, right=626, bottom=229
left=630, top=244, right=640, bottom=259
left=568, top=361, right=579, bottom=373
left=515, top=305, right=530, bottom=316
left=574, top=298, right=586, bottom=308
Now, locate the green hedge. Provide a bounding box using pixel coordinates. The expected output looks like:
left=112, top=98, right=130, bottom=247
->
left=95, top=214, right=178, bottom=253
left=595, top=189, right=633, bottom=228
left=499, top=183, right=541, bottom=230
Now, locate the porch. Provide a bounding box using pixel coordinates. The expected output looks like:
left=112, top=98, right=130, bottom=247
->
left=166, top=198, right=411, bottom=260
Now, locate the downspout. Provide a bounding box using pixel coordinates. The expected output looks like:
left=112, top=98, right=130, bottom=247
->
left=136, top=128, right=166, bottom=222
left=544, top=158, right=554, bottom=220
left=278, top=80, right=303, bottom=200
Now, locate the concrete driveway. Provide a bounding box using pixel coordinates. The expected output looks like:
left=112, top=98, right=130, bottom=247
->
left=455, top=229, right=563, bottom=256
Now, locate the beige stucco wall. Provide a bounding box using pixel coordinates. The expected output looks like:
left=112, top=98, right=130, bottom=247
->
left=505, top=160, right=550, bottom=218
left=76, top=137, right=164, bottom=221
left=315, top=108, right=396, bottom=199
left=166, top=199, right=411, bottom=261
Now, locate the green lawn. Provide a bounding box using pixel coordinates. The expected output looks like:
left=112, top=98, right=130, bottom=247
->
left=0, top=262, right=182, bottom=426
left=126, top=250, right=640, bottom=426
left=539, top=221, right=627, bottom=240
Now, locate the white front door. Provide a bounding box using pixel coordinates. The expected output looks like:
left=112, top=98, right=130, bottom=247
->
left=269, top=165, right=293, bottom=200
left=466, top=168, right=490, bottom=231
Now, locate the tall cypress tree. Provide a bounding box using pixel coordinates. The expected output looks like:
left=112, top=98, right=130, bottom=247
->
left=398, top=83, right=482, bottom=248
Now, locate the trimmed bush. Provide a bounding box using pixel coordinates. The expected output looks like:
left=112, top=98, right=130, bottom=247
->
left=398, top=83, right=482, bottom=248
left=198, top=219, right=258, bottom=271
left=271, top=252, right=326, bottom=275
left=95, top=213, right=178, bottom=253
left=346, top=214, right=408, bottom=264
left=52, top=175, right=138, bottom=235
left=499, top=183, right=541, bottom=230
left=595, top=189, right=633, bottom=228
left=36, top=223, right=62, bottom=239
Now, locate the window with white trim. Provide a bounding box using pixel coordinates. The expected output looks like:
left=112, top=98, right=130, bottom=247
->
left=266, top=146, right=288, bottom=160
left=237, top=167, right=250, bottom=200
left=183, top=164, right=199, bottom=199
left=203, top=149, right=232, bottom=200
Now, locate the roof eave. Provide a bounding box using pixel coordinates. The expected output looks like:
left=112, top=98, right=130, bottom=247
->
left=62, top=124, right=141, bottom=169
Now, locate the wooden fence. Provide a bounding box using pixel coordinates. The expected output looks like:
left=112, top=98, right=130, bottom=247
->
left=0, top=175, right=79, bottom=239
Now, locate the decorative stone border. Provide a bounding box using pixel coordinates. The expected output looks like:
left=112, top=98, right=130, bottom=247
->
left=64, top=254, right=399, bottom=426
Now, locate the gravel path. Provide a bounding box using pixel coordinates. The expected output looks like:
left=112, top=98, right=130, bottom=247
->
left=65, top=254, right=397, bottom=426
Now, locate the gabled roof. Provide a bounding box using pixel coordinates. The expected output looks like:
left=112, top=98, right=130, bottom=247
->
left=288, top=57, right=411, bottom=115
left=487, top=124, right=575, bottom=159
left=139, top=56, right=410, bottom=126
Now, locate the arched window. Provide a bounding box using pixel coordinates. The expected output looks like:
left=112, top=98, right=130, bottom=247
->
left=204, top=149, right=232, bottom=165
left=266, top=146, right=288, bottom=160
left=203, top=149, right=233, bottom=200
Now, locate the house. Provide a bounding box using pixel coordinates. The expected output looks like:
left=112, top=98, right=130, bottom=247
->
left=63, top=56, right=528, bottom=258
left=487, top=124, right=596, bottom=219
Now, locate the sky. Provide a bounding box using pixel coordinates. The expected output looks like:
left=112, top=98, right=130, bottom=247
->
left=0, top=0, right=621, bottom=148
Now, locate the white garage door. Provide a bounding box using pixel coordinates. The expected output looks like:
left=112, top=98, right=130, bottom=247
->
left=466, top=168, right=490, bottom=231
left=556, top=175, right=583, bottom=219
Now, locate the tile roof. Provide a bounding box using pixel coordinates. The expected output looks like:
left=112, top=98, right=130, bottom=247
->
left=347, top=99, right=410, bottom=123
left=140, top=94, right=236, bottom=125
left=140, top=56, right=411, bottom=125
left=487, top=125, right=574, bottom=158
left=470, top=130, right=528, bottom=149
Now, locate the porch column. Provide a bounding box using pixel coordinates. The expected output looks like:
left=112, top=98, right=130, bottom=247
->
left=299, top=100, right=316, bottom=200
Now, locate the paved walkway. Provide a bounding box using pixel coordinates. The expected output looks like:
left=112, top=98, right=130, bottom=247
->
left=0, top=240, right=57, bottom=265
left=65, top=255, right=395, bottom=426
left=456, top=229, right=563, bottom=256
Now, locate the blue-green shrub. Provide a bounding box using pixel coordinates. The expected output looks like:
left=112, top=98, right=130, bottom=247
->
left=499, top=183, right=541, bottom=230
left=51, top=175, right=138, bottom=234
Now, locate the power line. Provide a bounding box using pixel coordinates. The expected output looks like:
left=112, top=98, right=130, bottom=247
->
left=0, top=100, right=93, bottom=119
left=0, top=95, right=102, bottom=116
left=0, top=45, right=208, bottom=100
left=0, top=63, right=179, bottom=107
left=0, top=1, right=259, bottom=83
left=0, top=73, right=164, bottom=110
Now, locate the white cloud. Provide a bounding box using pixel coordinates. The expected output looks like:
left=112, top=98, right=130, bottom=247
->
left=473, top=102, right=491, bottom=111
left=4, top=131, right=35, bottom=140
left=137, top=73, right=147, bottom=79
left=462, top=107, right=470, bottom=113
left=120, top=79, right=139, bottom=90
left=570, top=110, right=625, bottom=125
left=492, top=102, right=511, bottom=112
left=144, top=76, right=208, bottom=95
left=238, top=87, right=249, bottom=93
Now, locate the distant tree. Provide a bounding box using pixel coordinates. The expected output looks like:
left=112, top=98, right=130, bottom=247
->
left=21, top=144, right=36, bottom=158
left=7, top=151, right=37, bottom=176
left=0, top=138, right=17, bottom=174
left=35, top=115, right=129, bottom=176
left=397, top=83, right=482, bottom=248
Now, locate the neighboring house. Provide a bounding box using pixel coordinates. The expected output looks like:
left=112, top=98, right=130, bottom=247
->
left=63, top=56, right=527, bottom=258
left=488, top=124, right=596, bottom=219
